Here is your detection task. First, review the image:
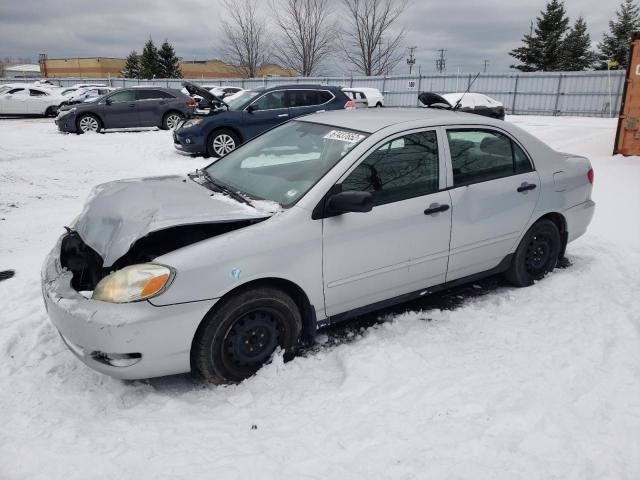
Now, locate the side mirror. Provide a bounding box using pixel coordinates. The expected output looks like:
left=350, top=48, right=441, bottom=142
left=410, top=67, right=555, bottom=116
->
left=327, top=191, right=374, bottom=214
left=246, top=104, right=255, bottom=113
left=105, top=98, right=112, bottom=105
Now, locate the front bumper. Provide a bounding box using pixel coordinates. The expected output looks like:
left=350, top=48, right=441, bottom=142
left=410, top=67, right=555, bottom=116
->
left=55, top=111, right=78, bottom=133
left=173, top=127, right=207, bottom=155
left=41, top=237, right=217, bottom=379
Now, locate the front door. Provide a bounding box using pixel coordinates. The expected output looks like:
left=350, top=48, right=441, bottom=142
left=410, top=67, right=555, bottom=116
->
left=322, top=129, right=452, bottom=316
left=102, top=90, right=138, bottom=128
left=242, top=90, right=289, bottom=140
left=444, top=127, right=541, bottom=281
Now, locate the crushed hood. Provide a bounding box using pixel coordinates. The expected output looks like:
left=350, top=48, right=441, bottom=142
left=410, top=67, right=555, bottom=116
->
left=417, top=92, right=453, bottom=109
left=74, top=175, right=276, bottom=267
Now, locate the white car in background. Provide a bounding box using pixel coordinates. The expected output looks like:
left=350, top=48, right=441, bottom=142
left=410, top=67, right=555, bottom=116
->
left=208, top=85, right=244, bottom=98
left=438, top=92, right=506, bottom=120
left=343, top=87, right=385, bottom=107
left=0, top=85, right=66, bottom=116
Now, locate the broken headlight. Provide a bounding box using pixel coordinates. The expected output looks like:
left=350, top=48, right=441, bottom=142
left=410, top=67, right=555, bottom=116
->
left=92, top=264, right=174, bottom=303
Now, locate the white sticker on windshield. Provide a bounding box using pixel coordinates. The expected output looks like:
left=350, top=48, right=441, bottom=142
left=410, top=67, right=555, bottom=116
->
left=323, top=130, right=365, bottom=143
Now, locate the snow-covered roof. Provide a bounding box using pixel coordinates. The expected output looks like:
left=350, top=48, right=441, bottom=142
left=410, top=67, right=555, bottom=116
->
left=4, top=64, right=41, bottom=73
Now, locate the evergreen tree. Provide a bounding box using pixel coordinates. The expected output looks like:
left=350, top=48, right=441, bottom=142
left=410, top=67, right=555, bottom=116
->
left=559, top=17, right=597, bottom=70
left=121, top=50, right=140, bottom=78
left=139, top=39, right=160, bottom=79
left=510, top=0, right=570, bottom=71
left=158, top=40, right=182, bottom=78
left=597, top=0, right=640, bottom=70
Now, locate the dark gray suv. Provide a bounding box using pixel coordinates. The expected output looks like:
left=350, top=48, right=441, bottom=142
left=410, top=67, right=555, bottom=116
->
left=55, top=87, right=196, bottom=134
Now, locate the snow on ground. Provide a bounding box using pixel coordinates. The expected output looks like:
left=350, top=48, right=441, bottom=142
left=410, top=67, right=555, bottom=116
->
left=0, top=116, right=639, bottom=479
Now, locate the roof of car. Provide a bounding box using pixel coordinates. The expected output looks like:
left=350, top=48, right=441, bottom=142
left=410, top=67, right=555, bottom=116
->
left=262, top=84, right=341, bottom=91
left=296, top=107, right=504, bottom=133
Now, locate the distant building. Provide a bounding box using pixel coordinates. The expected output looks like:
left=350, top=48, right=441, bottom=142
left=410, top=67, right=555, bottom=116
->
left=39, top=56, right=296, bottom=79
left=3, top=64, right=41, bottom=78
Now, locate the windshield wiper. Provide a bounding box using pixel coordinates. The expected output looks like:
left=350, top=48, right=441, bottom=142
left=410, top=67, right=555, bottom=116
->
left=195, top=169, right=253, bottom=207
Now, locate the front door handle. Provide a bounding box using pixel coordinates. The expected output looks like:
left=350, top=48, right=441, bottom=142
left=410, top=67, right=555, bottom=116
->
left=517, top=182, right=537, bottom=193
left=128, top=103, right=136, bottom=108
left=277, top=113, right=289, bottom=118
left=424, top=203, right=450, bottom=215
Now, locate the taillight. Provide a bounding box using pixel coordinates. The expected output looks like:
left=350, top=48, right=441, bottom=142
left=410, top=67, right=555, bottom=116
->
left=344, top=99, right=355, bottom=110
left=587, top=168, right=594, bottom=185
left=186, top=98, right=196, bottom=107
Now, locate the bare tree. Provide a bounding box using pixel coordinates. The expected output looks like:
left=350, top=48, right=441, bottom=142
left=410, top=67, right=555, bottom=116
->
left=338, top=0, right=408, bottom=76
left=271, top=0, right=335, bottom=76
left=221, top=0, right=269, bottom=78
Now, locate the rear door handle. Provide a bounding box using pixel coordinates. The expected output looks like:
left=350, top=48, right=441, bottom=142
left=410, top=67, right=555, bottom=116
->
left=517, top=182, right=537, bottom=193
left=128, top=103, right=136, bottom=108
left=424, top=204, right=450, bottom=215
left=277, top=114, right=289, bottom=118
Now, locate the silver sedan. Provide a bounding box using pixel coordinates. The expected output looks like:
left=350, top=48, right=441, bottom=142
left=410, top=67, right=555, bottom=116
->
left=42, top=108, right=595, bottom=383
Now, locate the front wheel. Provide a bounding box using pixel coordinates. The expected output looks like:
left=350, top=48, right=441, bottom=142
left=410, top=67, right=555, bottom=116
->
left=76, top=114, right=101, bottom=134
left=505, top=219, right=561, bottom=287
left=207, top=129, right=239, bottom=157
left=191, top=287, right=302, bottom=384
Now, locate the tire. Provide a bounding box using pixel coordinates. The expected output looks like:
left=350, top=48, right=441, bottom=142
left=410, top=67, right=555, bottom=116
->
left=505, top=219, right=561, bottom=287
left=376, top=102, right=383, bottom=108
left=44, top=106, right=57, bottom=117
left=161, top=111, right=183, bottom=130
left=76, top=114, right=101, bottom=134
left=207, top=129, right=239, bottom=157
left=192, top=287, right=302, bottom=384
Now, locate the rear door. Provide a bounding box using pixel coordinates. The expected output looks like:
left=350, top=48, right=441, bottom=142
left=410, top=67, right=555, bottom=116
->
left=444, top=127, right=540, bottom=281
left=322, top=129, right=452, bottom=316
left=28, top=88, right=50, bottom=114
left=102, top=90, right=138, bottom=128
left=242, top=90, right=290, bottom=139
left=135, top=89, right=174, bottom=126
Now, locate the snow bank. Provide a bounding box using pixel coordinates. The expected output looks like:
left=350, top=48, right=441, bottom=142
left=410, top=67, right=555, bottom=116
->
left=0, top=117, right=639, bottom=479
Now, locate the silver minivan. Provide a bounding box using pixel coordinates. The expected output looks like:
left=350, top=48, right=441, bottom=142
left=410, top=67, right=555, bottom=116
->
left=42, top=109, right=595, bottom=384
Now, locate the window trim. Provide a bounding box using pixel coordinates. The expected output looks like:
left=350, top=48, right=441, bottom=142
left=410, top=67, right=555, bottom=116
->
left=442, top=125, right=536, bottom=189
left=135, top=89, right=175, bottom=101
left=335, top=127, right=446, bottom=208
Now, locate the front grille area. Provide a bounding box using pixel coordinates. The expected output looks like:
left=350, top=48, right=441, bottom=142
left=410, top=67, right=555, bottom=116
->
left=59, top=232, right=106, bottom=291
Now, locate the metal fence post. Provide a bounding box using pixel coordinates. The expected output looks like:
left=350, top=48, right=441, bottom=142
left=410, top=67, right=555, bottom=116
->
left=512, top=75, right=519, bottom=115
left=554, top=74, right=564, bottom=116
left=382, top=75, right=387, bottom=95
left=416, top=73, right=423, bottom=107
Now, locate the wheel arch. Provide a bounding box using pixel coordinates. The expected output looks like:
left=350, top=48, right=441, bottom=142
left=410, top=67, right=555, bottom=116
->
left=533, top=211, right=568, bottom=258
left=207, top=124, right=244, bottom=144
left=76, top=111, right=104, bottom=129
left=190, top=276, right=315, bottom=369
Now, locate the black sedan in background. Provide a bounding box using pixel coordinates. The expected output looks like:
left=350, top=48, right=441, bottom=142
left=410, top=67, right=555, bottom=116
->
left=418, top=92, right=506, bottom=120
left=56, top=87, right=196, bottom=133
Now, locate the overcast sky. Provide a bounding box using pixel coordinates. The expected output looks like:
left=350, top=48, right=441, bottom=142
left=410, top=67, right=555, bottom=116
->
left=0, top=0, right=618, bottom=74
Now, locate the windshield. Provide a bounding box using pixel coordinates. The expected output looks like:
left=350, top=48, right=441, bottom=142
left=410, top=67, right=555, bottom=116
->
left=225, top=90, right=260, bottom=110
left=204, top=121, right=368, bottom=206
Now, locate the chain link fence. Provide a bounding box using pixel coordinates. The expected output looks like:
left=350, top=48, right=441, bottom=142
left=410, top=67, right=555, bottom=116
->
left=1, top=71, right=624, bottom=117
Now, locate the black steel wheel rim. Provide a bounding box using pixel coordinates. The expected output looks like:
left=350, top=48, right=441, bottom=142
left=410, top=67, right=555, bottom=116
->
left=223, top=310, right=282, bottom=367
left=525, top=233, right=552, bottom=276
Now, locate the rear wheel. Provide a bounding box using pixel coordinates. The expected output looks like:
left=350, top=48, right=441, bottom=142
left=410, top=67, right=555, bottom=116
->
left=207, top=129, right=239, bottom=157
left=505, top=219, right=561, bottom=287
left=76, top=114, right=101, bottom=134
left=376, top=102, right=383, bottom=108
left=161, top=111, right=183, bottom=130
left=44, top=106, right=57, bottom=117
left=192, top=287, right=302, bottom=384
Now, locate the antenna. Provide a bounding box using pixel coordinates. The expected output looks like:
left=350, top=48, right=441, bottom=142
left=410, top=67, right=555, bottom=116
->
left=453, top=72, right=480, bottom=111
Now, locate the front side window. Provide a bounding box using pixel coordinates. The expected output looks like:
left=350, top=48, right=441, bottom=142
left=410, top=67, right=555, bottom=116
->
left=447, top=129, right=533, bottom=186
left=7, top=88, right=26, bottom=95
left=342, top=131, right=440, bottom=205
left=251, top=91, right=287, bottom=111
left=205, top=121, right=367, bottom=206
left=107, top=90, right=135, bottom=103
left=29, top=89, right=47, bottom=96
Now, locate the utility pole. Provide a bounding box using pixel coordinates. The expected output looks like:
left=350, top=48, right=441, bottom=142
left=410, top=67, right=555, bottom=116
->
left=483, top=59, right=489, bottom=72
left=435, top=49, right=446, bottom=73
left=406, top=46, right=417, bottom=75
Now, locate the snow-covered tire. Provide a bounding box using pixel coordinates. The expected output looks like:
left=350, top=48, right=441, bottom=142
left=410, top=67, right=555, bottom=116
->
left=191, top=287, right=302, bottom=384
left=207, top=129, right=239, bottom=157
left=76, top=114, right=101, bottom=134
left=505, top=219, right=561, bottom=287
left=44, top=106, right=57, bottom=117
left=161, top=111, right=183, bottom=130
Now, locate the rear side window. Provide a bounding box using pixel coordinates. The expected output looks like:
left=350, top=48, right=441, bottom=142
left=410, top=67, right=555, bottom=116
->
left=342, top=130, right=439, bottom=205
left=447, top=129, right=533, bottom=186
left=108, top=90, right=135, bottom=103
left=136, top=89, right=174, bottom=100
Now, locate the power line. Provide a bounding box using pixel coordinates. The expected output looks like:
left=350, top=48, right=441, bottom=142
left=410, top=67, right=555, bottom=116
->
left=435, top=49, right=446, bottom=73
left=406, top=46, right=417, bottom=75
left=483, top=59, right=489, bottom=72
